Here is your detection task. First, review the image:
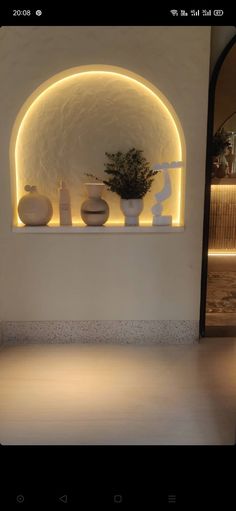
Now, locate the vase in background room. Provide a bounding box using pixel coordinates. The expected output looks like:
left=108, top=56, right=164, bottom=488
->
left=81, top=183, right=109, bottom=226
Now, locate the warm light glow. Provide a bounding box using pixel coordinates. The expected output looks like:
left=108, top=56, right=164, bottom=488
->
left=211, top=184, right=236, bottom=189
left=208, top=251, right=236, bottom=256
left=10, top=65, right=185, bottom=228
left=47, top=220, right=184, bottom=227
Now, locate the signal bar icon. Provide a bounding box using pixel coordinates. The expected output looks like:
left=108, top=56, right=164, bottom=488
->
left=191, top=9, right=200, bottom=16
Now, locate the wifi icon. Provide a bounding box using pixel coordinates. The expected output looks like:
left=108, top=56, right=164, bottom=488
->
left=170, top=9, right=178, bottom=16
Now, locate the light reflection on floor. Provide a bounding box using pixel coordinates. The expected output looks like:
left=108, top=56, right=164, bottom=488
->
left=0, top=340, right=235, bottom=445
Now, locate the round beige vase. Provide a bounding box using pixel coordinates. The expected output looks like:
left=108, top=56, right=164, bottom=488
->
left=81, top=183, right=109, bottom=226
left=18, top=185, right=53, bottom=226
left=120, top=198, right=144, bottom=226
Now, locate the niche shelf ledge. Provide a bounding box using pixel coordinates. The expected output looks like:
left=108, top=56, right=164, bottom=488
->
left=12, top=225, right=185, bottom=234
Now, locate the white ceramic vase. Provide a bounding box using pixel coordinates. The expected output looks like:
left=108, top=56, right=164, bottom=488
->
left=18, top=185, right=53, bottom=226
left=81, top=183, right=109, bottom=226
left=120, top=198, right=144, bottom=226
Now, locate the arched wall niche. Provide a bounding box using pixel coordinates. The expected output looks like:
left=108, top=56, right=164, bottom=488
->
left=10, top=64, right=186, bottom=227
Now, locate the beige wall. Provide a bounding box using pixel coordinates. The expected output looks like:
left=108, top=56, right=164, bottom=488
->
left=0, top=26, right=211, bottom=322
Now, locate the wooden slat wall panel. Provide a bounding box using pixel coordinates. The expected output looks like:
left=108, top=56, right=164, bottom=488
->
left=209, top=186, right=236, bottom=249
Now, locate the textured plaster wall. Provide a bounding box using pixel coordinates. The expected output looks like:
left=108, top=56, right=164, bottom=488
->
left=0, top=26, right=211, bottom=322
left=14, top=69, right=181, bottom=225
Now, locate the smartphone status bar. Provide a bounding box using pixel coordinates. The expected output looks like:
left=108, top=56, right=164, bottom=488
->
left=0, top=7, right=235, bottom=26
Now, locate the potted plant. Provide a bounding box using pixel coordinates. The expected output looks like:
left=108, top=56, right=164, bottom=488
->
left=212, top=129, right=231, bottom=178
left=86, top=148, right=159, bottom=226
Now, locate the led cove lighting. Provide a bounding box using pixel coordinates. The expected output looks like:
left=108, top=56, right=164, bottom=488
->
left=11, top=66, right=185, bottom=227
left=208, top=252, right=236, bottom=256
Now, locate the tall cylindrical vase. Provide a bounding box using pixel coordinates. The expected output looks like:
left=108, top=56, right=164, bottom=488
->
left=81, top=183, right=109, bottom=226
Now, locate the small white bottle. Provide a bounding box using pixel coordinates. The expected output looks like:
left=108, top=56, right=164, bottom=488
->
left=59, top=181, right=72, bottom=225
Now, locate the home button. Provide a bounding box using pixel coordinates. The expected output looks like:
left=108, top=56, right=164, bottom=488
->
left=114, top=494, right=123, bottom=504
left=16, top=495, right=25, bottom=504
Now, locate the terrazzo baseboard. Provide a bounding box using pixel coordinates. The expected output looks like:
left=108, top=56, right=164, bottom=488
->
left=0, top=320, right=199, bottom=346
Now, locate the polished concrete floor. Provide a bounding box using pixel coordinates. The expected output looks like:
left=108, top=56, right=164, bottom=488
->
left=0, top=340, right=235, bottom=445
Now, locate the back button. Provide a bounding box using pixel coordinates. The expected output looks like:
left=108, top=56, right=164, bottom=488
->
left=59, top=495, right=68, bottom=503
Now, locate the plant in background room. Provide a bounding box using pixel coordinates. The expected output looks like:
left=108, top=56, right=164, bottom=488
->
left=212, top=128, right=231, bottom=156
left=86, top=148, right=159, bottom=226
left=212, top=128, right=231, bottom=178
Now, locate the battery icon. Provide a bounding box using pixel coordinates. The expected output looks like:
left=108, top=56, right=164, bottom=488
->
left=213, top=9, right=224, bottom=16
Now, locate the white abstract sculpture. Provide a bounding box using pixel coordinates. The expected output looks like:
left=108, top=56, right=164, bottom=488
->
left=151, top=161, right=184, bottom=226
